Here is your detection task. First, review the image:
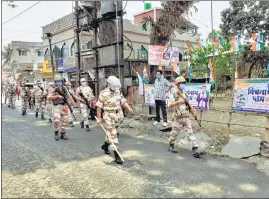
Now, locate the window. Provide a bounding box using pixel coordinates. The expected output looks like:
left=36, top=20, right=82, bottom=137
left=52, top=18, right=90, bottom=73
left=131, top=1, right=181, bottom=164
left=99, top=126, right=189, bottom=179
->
left=53, top=46, right=61, bottom=59
left=61, top=43, right=69, bottom=58
left=19, top=50, right=27, bottom=56
left=70, top=42, right=75, bottom=56
left=37, top=51, right=42, bottom=57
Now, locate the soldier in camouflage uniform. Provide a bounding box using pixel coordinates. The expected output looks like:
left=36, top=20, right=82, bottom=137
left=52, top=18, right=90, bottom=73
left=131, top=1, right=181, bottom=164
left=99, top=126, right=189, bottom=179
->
left=19, top=82, right=31, bottom=115
left=44, top=82, right=55, bottom=122
left=96, top=76, right=133, bottom=164
left=3, top=83, right=9, bottom=104
left=8, top=83, right=16, bottom=109
left=76, top=78, right=94, bottom=131
left=32, top=80, right=46, bottom=120
left=168, top=76, right=205, bottom=158
left=65, top=81, right=75, bottom=127
left=48, top=77, right=75, bottom=140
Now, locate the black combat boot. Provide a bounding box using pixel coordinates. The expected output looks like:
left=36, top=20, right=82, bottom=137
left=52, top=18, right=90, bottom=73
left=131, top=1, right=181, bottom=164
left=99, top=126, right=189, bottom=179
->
left=21, top=111, right=26, bottom=116
left=80, top=121, right=84, bottom=128
left=101, top=142, right=111, bottom=154
left=41, top=114, right=45, bottom=120
left=48, top=118, right=52, bottom=122
left=69, top=122, right=74, bottom=127
left=55, top=131, right=59, bottom=141
left=168, top=143, right=178, bottom=153
left=35, top=112, right=38, bottom=118
left=192, top=147, right=206, bottom=158
left=60, top=132, right=68, bottom=140
left=85, top=125, right=91, bottom=131
left=113, top=151, right=123, bottom=164
left=8, top=105, right=10, bottom=108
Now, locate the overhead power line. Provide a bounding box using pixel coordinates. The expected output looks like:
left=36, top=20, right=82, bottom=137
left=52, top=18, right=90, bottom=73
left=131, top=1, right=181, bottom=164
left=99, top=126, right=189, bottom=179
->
left=2, top=1, right=41, bottom=25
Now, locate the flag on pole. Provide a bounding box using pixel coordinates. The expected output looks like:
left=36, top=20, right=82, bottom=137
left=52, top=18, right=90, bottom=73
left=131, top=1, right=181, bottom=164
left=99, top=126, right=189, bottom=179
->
left=185, top=57, right=192, bottom=81
left=252, top=32, right=264, bottom=51
left=207, top=58, right=215, bottom=87
left=231, top=35, right=242, bottom=52
left=142, top=66, right=149, bottom=84
left=132, top=68, right=144, bottom=96
left=213, top=37, right=223, bottom=49
left=185, top=41, right=194, bottom=52
left=196, top=40, right=205, bottom=52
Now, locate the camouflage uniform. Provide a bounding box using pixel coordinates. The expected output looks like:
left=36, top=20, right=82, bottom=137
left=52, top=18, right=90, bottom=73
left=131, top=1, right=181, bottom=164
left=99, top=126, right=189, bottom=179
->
left=3, top=84, right=9, bottom=104
left=8, top=84, right=16, bottom=109
left=19, top=85, right=30, bottom=114
left=76, top=85, right=94, bottom=130
left=96, top=88, right=126, bottom=151
left=32, top=85, right=46, bottom=119
left=49, top=86, right=69, bottom=140
left=169, top=89, right=198, bottom=148
left=44, top=83, right=54, bottom=122
left=67, top=85, right=75, bottom=124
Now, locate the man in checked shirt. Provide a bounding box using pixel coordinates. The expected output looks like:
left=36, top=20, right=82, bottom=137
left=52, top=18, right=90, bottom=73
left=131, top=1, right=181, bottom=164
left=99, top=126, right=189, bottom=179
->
left=153, top=70, right=174, bottom=127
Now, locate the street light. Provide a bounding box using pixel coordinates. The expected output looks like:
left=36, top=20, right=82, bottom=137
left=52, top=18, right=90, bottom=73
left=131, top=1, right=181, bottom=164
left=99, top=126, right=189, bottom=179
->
left=46, top=32, right=55, bottom=79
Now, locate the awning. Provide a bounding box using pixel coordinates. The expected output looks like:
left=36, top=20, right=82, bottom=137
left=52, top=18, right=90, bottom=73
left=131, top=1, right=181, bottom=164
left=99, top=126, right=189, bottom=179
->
left=35, top=72, right=53, bottom=79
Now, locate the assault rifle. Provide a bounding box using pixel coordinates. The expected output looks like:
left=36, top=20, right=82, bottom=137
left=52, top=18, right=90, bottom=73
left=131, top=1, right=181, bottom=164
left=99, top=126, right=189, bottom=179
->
left=177, top=89, right=201, bottom=128
left=55, top=87, right=77, bottom=121
left=78, top=90, right=91, bottom=109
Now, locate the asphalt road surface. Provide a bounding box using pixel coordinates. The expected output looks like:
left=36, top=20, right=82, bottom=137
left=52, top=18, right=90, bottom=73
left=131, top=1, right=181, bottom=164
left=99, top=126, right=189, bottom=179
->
left=2, top=104, right=269, bottom=198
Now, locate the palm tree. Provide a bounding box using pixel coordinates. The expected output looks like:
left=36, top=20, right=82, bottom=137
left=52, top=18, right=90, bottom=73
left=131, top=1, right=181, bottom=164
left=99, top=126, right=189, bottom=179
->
left=140, top=1, right=198, bottom=81
left=2, top=43, right=12, bottom=66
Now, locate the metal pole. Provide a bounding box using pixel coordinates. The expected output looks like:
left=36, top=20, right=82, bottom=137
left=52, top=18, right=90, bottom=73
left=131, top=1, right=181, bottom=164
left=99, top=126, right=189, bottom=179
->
left=94, top=1, right=99, bottom=96
left=47, top=34, right=55, bottom=79
left=116, top=2, right=121, bottom=82
left=75, top=1, right=81, bottom=85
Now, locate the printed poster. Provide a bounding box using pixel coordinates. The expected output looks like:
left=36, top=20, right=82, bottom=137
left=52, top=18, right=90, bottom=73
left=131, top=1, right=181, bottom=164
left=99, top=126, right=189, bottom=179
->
left=232, top=78, right=269, bottom=113
left=144, top=83, right=211, bottom=110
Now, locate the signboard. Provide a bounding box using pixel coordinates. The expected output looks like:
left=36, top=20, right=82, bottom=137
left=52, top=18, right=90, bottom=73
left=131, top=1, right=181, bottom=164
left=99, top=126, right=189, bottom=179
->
left=232, top=78, right=269, bottom=114
left=148, top=45, right=180, bottom=68
left=63, top=57, right=76, bottom=72
left=144, top=83, right=211, bottom=110
left=56, top=58, right=64, bottom=71
left=181, top=83, right=211, bottom=110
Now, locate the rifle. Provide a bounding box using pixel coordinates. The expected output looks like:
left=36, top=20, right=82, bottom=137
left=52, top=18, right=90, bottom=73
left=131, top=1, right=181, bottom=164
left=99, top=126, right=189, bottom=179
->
left=55, top=87, right=77, bottom=121
left=177, top=89, right=202, bottom=128
left=78, top=88, right=91, bottom=109
left=63, top=82, right=77, bottom=103
left=40, top=87, right=47, bottom=106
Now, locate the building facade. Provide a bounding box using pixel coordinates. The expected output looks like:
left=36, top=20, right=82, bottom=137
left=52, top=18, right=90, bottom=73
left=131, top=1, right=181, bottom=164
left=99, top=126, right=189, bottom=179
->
left=8, top=41, right=43, bottom=84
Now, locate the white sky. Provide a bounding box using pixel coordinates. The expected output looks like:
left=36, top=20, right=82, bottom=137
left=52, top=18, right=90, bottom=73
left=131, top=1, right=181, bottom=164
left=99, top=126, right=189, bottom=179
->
left=1, top=1, right=230, bottom=48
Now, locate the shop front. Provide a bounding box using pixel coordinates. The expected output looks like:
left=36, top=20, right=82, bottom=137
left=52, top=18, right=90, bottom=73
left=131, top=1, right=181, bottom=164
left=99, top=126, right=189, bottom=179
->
left=36, top=61, right=55, bottom=82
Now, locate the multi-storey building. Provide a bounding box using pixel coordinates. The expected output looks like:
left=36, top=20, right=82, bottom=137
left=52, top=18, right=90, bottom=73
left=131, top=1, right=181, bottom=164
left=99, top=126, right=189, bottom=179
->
left=8, top=41, right=44, bottom=84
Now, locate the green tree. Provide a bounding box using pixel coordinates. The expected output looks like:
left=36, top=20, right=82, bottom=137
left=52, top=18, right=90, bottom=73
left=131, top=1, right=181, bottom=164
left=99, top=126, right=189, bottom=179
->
left=2, top=43, right=12, bottom=66
left=220, top=1, right=269, bottom=78
left=140, top=1, right=198, bottom=82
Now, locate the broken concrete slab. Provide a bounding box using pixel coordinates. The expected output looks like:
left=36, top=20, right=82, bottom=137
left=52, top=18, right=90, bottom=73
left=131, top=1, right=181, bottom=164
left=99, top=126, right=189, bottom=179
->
left=177, top=132, right=213, bottom=150
left=129, top=121, right=144, bottom=129
left=120, top=119, right=135, bottom=128
left=222, top=136, right=262, bottom=159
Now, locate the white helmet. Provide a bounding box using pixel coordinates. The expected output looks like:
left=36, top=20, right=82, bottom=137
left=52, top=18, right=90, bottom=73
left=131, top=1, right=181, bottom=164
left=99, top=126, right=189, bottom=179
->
left=80, top=78, right=87, bottom=82
left=107, top=76, right=121, bottom=90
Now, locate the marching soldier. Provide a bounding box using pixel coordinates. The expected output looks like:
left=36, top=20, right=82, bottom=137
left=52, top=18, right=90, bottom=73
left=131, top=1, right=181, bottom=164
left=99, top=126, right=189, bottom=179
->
left=8, top=83, right=16, bottom=109
left=76, top=78, right=94, bottom=131
left=3, top=83, right=9, bottom=104
left=65, top=81, right=76, bottom=127
left=44, top=82, right=55, bottom=122
left=48, top=77, right=75, bottom=140
left=96, top=76, right=133, bottom=164
left=31, top=80, right=46, bottom=120
left=19, top=82, right=31, bottom=115
left=168, top=76, right=205, bottom=158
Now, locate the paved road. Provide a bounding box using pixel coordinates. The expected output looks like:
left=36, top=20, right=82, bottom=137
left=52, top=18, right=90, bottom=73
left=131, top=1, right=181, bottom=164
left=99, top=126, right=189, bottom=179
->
left=2, top=104, right=269, bottom=198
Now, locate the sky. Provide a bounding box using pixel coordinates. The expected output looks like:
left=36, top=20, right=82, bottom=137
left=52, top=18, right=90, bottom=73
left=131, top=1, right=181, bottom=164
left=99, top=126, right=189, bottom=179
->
left=1, top=1, right=230, bottom=48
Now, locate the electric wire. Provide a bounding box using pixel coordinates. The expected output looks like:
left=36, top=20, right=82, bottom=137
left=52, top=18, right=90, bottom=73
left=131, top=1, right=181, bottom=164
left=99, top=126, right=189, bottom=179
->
left=2, top=1, right=41, bottom=25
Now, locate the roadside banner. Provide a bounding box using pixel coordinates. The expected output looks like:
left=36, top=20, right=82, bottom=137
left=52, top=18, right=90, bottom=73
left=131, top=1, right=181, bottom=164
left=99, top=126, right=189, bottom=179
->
left=144, top=83, right=211, bottom=110
left=232, top=78, right=269, bottom=113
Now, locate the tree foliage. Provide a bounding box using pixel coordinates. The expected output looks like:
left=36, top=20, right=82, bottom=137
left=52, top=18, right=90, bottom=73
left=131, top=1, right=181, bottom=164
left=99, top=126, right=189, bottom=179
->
left=220, top=1, right=269, bottom=78
left=2, top=43, right=12, bottom=66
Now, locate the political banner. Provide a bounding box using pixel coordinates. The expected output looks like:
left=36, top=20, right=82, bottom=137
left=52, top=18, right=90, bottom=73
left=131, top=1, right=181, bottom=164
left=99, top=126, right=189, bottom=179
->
left=144, top=83, right=211, bottom=110
left=148, top=45, right=180, bottom=68
left=232, top=79, right=269, bottom=113
left=181, top=83, right=211, bottom=110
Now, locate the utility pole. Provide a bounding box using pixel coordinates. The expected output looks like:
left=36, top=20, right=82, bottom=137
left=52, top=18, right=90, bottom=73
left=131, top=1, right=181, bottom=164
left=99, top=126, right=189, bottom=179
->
left=46, top=33, right=55, bottom=79
left=75, top=1, right=81, bottom=85
left=93, top=1, right=99, bottom=96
